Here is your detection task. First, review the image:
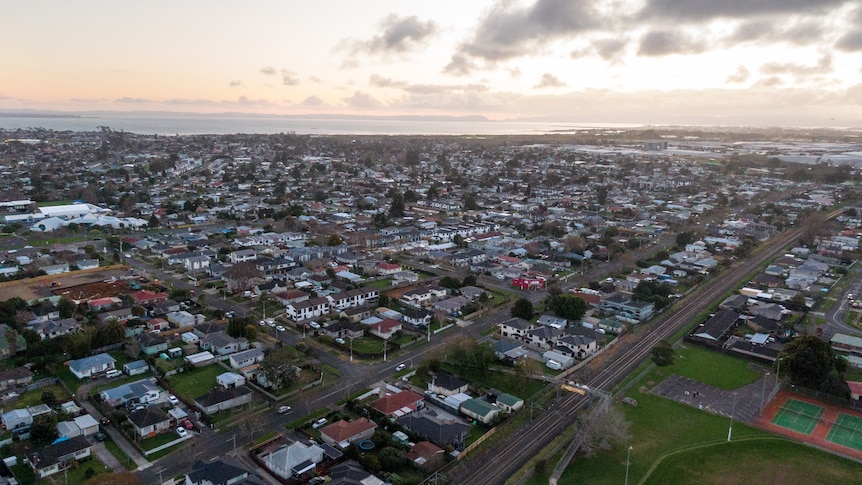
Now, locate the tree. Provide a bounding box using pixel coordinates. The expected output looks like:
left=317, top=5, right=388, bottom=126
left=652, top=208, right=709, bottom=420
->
left=462, top=274, right=477, bottom=287
left=778, top=335, right=850, bottom=398
left=30, top=413, right=58, bottom=446
left=511, top=298, right=534, bottom=320
left=147, top=214, right=160, bottom=229
left=799, top=212, right=823, bottom=247
left=58, top=297, right=77, bottom=318
left=4, top=327, right=19, bottom=356
left=388, top=191, right=405, bottom=218
left=326, top=234, right=343, bottom=246
left=258, top=347, right=298, bottom=390
left=577, top=406, right=631, bottom=457
left=439, top=276, right=461, bottom=289
left=651, top=340, right=674, bottom=366
left=41, top=389, right=58, bottom=407
left=632, top=280, right=674, bottom=310
left=546, top=294, right=587, bottom=321
left=675, top=231, right=695, bottom=249
left=378, top=446, right=407, bottom=471
left=224, top=262, right=263, bottom=292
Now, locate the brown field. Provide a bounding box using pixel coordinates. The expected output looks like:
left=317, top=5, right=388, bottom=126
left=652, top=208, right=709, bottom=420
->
left=0, top=265, right=130, bottom=302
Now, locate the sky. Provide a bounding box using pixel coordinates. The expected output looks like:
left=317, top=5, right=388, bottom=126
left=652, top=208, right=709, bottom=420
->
left=2, top=0, right=862, bottom=127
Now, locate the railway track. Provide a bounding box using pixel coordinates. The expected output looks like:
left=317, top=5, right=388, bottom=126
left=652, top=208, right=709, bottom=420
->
left=452, top=221, right=817, bottom=485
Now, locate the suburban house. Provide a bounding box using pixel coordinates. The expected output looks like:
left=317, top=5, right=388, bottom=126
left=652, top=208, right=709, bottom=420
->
left=327, top=287, right=380, bottom=311
left=200, top=332, right=248, bottom=356
left=29, top=318, right=80, bottom=340
left=368, top=318, right=402, bottom=340
left=370, top=390, right=424, bottom=418
left=25, top=435, right=91, bottom=478
left=185, top=457, right=256, bottom=485
left=194, top=386, right=253, bottom=415
left=397, top=410, right=471, bottom=448
left=0, top=367, right=33, bottom=391
left=400, top=286, right=448, bottom=307
left=128, top=406, right=172, bottom=439
left=99, top=378, right=162, bottom=408
left=0, top=324, right=27, bottom=358
left=401, top=306, right=433, bottom=327
left=323, top=320, right=365, bottom=340
left=261, top=441, right=325, bottom=480
left=498, top=318, right=533, bottom=340
left=600, top=294, right=655, bottom=323
left=407, top=441, right=445, bottom=468
left=429, top=373, right=469, bottom=397
left=228, top=348, right=265, bottom=370
left=285, top=297, right=330, bottom=321
left=130, top=290, right=169, bottom=306
left=460, top=398, right=500, bottom=424
left=320, top=418, right=378, bottom=448
left=229, top=249, right=258, bottom=264
left=135, top=333, right=169, bottom=356
left=123, top=360, right=150, bottom=376
left=68, top=353, right=116, bottom=379
left=2, top=409, right=32, bottom=431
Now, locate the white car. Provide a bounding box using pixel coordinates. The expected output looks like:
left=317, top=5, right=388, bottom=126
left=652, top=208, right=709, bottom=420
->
left=278, top=405, right=292, bottom=414
left=276, top=325, right=286, bottom=332
left=395, top=363, right=407, bottom=372
left=334, top=337, right=346, bottom=345
left=309, top=321, right=321, bottom=329
left=176, top=427, right=188, bottom=438
left=167, top=395, right=179, bottom=406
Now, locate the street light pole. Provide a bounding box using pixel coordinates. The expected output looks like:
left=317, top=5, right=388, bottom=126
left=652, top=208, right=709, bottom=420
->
left=625, top=445, right=633, bottom=485
left=760, top=372, right=770, bottom=414
left=727, top=392, right=737, bottom=441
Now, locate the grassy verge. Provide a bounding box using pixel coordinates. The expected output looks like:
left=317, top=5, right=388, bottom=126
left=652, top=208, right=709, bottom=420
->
left=642, top=344, right=763, bottom=390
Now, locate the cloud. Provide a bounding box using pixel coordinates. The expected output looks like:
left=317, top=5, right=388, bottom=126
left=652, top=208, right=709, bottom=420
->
left=837, top=31, right=862, bottom=51
left=346, top=15, right=437, bottom=55
left=404, top=83, right=488, bottom=95
left=260, top=66, right=277, bottom=76
left=301, top=96, right=325, bottom=106
left=638, top=31, right=706, bottom=56
left=571, top=37, right=628, bottom=61
left=443, top=54, right=479, bottom=76
left=369, top=75, right=408, bottom=88
left=229, top=80, right=243, bottom=88
left=281, top=70, right=300, bottom=86
left=726, top=66, right=751, bottom=83
left=535, top=73, right=566, bottom=89
left=114, top=97, right=155, bottom=104
left=344, top=91, right=384, bottom=109
left=752, top=76, right=784, bottom=88
left=454, top=0, right=600, bottom=64
left=728, top=19, right=826, bottom=46
left=308, top=76, right=324, bottom=84
left=760, top=54, right=833, bottom=78
left=339, top=59, right=359, bottom=70
left=638, top=0, right=848, bottom=22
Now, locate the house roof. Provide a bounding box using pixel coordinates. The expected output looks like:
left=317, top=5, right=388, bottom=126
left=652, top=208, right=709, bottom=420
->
left=128, top=406, right=170, bottom=428
left=432, top=372, right=468, bottom=392
left=320, top=418, right=377, bottom=443
left=68, top=353, right=115, bottom=374
left=26, top=435, right=91, bottom=471
left=370, top=390, right=424, bottom=416
left=195, top=386, right=251, bottom=408
left=187, top=457, right=255, bottom=485
left=396, top=411, right=471, bottom=446
left=406, top=441, right=443, bottom=464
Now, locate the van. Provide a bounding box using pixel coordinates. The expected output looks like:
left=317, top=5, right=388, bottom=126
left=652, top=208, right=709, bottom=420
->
left=312, top=418, right=328, bottom=429
left=105, top=370, right=122, bottom=379
left=546, top=360, right=563, bottom=371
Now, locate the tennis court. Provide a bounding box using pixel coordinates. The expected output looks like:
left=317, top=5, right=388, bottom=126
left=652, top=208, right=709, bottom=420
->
left=826, top=413, right=862, bottom=452
left=770, top=399, right=824, bottom=435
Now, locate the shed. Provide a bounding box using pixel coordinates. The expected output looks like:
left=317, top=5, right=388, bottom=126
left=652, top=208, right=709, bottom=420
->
left=123, top=360, right=149, bottom=376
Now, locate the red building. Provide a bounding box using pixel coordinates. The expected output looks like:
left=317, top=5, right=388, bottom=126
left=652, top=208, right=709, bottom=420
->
left=512, top=277, right=545, bottom=290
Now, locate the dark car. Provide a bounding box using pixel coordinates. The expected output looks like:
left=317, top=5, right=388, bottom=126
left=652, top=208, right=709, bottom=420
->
left=94, top=432, right=106, bottom=442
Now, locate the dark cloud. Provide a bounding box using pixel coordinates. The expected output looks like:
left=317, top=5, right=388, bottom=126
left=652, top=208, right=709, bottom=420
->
left=348, top=15, right=437, bottom=55
left=638, top=31, right=705, bottom=56
left=535, top=73, right=566, bottom=89
left=301, top=96, right=325, bottom=106
left=571, top=38, right=628, bottom=61
left=729, top=20, right=826, bottom=46
left=369, top=75, right=407, bottom=88
left=281, top=70, right=300, bottom=86
left=344, top=91, right=383, bottom=109
left=726, top=66, right=751, bottom=83
left=837, top=31, right=862, bottom=51
left=260, top=66, right=277, bottom=76
left=229, top=80, right=243, bottom=88
left=639, top=0, right=848, bottom=21
left=457, top=0, right=599, bottom=63
left=443, top=53, right=478, bottom=76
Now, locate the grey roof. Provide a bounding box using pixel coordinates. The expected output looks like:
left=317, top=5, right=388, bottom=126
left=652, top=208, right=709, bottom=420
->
left=187, top=457, right=255, bottom=485
left=68, top=353, right=115, bottom=374
left=128, top=406, right=170, bottom=428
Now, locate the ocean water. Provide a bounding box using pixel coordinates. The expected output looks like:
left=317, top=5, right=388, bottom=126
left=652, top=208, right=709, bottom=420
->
left=0, top=113, right=640, bottom=136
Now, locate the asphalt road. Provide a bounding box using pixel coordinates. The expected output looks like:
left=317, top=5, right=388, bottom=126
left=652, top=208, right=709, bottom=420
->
left=823, top=263, right=862, bottom=337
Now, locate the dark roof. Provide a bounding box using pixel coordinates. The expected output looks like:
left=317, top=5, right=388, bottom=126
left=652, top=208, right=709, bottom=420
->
left=187, top=457, right=254, bottom=485
left=432, top=372, right=469, bottom=392
left=396, top=411, right=471, bottom=446
left=195, top=386, right=252, bottom=407
left=499, top=317, right=532, bottom=330
left=128, top=406, right=170, bottom=428
left=135, top=332, right=168, bottom=347
left=26, top=435, right=91, bottom=471
left=327, top=460, right=377, bottom=485
left=694, top=309, right=739, bottom=341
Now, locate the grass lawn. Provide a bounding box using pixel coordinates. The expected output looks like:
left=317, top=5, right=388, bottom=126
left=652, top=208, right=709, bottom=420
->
left=437, top=363, right=546, bottom=398
left=161, top=365, right=225, bottom=402
left=527, top=343, right=862, bottom=485
left=349, top=337, right=385, bottom=354
left=66, top=458, right=111, bottom=483
left=363, top=278, right=393, bottom=289
left=140, top=431, right=182, bottom=452
left=642, top=344, right=763, bottom=390
left=13, top=384, right=71, bottom=409
left=104, top=438, right=137, bottom=470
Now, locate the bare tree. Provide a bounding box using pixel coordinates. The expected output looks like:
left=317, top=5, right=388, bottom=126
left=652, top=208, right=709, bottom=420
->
left=577, top=405, right=631, bottom=457
left=224, top=262, right=263, bottom=293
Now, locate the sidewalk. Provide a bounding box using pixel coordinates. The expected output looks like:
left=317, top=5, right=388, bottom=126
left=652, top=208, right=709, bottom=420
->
left=75, top=381, right=150, bottom=469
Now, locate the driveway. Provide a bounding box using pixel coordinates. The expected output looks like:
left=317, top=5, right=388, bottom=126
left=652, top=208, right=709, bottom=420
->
left=75, top=380, right=150, bottom=469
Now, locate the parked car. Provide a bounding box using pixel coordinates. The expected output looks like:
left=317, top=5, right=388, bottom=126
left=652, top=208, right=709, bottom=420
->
left=334, top=337, right=346, bottom=345
left=278, top=405, right=292, bottom=414
left=309, top=321, right=321, bottom=329
left=395, top=363, right=406, bottom=372
left=94, top=432, right=106, bottom=442
left=181, top=419, right=194, bottom=430
left=176, top=427, right=188, bottom=438
left=312, top=418, right=328, bottom=429
left=167, top=395, right=179, bottom=406
left=276, top=325, right=286, bottom=332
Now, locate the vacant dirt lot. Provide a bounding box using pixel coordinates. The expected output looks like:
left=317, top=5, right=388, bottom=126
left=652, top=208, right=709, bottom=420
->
left=0, top=266, right=130, bottom=302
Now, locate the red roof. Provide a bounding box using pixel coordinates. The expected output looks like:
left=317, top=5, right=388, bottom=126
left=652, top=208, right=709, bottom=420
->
left=376, top=262, right=401, bottom=271
left=407, top=441, right=443, bottom=463
left=848, top=381, right=862, bottom=396
left=373, top=318, right=402, bottom=333
left=131, top=290, right=168, bottom=304
left=370, top=390, right=424, bottom=415
left=320, top=418, right=377, bottom=443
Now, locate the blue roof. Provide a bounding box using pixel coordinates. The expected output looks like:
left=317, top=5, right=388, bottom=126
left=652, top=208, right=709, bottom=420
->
left=68, top=353, right=116, bottom=374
